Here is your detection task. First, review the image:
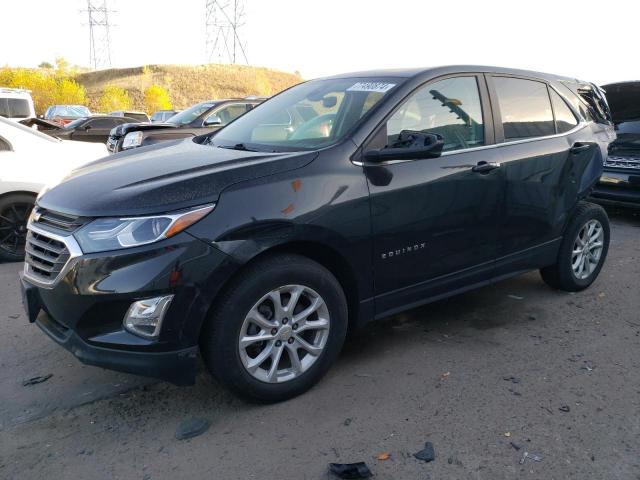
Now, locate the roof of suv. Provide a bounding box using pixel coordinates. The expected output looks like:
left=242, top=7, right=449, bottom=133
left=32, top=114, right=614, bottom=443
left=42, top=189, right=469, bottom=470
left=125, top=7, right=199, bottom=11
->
left=325, top=65, right=585, bottom=84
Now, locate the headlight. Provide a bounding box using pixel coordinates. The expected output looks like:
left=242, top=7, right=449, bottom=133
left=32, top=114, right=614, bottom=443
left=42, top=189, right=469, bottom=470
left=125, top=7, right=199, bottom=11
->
left=74, top=204, right=215, bottom=253
left=122, top=131, right=143, bottom=150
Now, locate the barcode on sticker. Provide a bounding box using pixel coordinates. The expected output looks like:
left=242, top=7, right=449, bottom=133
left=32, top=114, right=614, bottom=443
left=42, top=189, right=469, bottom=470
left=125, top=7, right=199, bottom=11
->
left=347, top=82, right=396, bottom=93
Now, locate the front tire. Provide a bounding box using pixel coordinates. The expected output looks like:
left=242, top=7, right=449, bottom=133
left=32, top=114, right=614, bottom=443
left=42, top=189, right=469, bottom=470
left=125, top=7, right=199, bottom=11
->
left=201, top=254, right=348, bottom=402
left=540, top=202, right=610, bottom=292
left=0, top=193, right=35, bottom=262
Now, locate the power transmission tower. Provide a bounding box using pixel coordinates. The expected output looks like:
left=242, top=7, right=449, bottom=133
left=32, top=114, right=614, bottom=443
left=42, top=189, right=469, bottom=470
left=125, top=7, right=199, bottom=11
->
left=83, top=0, right=114, bottom=69
left=205, top=0, right=248, bottom=64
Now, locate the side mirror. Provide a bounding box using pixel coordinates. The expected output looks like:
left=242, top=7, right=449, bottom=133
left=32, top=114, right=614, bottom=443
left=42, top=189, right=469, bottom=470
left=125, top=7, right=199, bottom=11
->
left=83, top=125, right=92, bottom=131
left=364, top=131, right=444, bottom=162
left=204, top=115, right=222, bottom=126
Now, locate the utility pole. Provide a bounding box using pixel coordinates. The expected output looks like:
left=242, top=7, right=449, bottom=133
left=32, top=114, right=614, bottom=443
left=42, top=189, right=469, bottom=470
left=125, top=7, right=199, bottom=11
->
left=83, top=0, right=114, bottom=69
left=205, top=0, right=248, bottom=64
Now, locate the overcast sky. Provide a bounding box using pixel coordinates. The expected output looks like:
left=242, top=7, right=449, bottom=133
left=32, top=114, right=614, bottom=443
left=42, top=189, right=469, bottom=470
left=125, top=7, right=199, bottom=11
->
left=1, top=0, right=636, bottom=85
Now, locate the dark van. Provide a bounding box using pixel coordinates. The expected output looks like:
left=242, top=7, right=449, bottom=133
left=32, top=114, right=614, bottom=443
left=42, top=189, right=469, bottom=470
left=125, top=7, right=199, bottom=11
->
left=21, top=66, right=614, bottom=402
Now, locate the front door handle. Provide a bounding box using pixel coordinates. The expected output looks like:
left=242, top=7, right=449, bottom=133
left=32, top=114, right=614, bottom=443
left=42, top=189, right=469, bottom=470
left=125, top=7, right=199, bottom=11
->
left=472, top=161, right=501, bottom=173
left=570, top=143, right=591, bottom=154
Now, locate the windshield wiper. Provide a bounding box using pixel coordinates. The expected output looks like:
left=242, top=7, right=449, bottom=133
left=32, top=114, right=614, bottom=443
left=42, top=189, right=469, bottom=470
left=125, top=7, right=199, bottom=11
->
left=218, top=143, right=257, bottom=152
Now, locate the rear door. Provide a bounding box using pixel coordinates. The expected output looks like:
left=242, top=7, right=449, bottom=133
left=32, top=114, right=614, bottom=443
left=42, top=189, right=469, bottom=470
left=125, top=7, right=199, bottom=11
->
left=365, top=74, right=503, bottom=316
left=488, top=75, right=601, bottom=273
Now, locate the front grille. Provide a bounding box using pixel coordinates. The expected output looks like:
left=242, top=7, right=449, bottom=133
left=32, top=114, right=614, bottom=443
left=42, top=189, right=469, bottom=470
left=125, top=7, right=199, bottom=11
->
left=24, top=230, right=71, bottom=282
left=605, top=155, right=640, bottom=170
left=32, top=207, right=85, bottom=233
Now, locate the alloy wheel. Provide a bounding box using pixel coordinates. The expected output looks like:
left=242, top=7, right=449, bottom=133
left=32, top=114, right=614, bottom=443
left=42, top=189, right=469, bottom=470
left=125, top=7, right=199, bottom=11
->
left=238, top=284, right=331, bottom=383
left=0, top=202, right=33, bottom=257
left=571, top=219, right=604, bottom=280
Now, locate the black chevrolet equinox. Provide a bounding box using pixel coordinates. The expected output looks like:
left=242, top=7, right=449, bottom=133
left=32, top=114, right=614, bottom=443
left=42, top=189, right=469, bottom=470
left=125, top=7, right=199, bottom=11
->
left=20, top=66, right=615, bottom=402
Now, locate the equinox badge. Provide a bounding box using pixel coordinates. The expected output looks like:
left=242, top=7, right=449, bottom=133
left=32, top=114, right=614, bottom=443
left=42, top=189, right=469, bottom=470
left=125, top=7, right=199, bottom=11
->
left=381, top=242, right=427, bottom=260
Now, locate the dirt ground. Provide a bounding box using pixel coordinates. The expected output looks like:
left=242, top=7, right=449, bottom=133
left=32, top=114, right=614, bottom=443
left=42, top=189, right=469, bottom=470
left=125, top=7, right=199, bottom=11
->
left=1, top=207, right=639, bottom=480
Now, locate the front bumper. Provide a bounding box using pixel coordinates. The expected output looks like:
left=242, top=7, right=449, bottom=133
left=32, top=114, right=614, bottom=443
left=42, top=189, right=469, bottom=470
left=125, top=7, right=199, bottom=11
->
left=590, top=169, right=640, bottom=207
left=34, top=303, right=198, bottom=385
left=20, top=231, right=240, bottom=385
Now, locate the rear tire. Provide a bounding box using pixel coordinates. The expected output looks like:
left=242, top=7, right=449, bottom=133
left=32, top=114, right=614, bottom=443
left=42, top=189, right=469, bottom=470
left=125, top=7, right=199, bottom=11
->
left=200, top=253, right=348, bottom=403
left=540, top=201, right=610, bottom=292
left=0, top=193, right=35, bottom=262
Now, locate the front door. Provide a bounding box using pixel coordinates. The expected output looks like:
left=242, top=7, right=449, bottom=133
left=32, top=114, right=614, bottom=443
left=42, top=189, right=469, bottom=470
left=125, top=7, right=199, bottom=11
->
left=365, top=75, right=503, bottom=317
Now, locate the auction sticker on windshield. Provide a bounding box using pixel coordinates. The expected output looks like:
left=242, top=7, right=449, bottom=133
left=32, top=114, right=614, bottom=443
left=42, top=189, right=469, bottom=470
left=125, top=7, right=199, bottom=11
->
left=347, top=82, right=396, bottom=93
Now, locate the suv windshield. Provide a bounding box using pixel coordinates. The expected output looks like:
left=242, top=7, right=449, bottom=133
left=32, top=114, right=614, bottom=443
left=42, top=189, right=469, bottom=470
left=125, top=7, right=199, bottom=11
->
left=50, top=105, right=90, bottom=118
left=168, top=103, right=216, bottom=125
left=210, top=77, right=401, bottom=151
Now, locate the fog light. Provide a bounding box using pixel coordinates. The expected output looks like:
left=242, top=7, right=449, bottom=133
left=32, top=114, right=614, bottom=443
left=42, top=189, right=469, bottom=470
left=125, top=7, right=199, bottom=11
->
left=123, top=295, right=174, bottom=339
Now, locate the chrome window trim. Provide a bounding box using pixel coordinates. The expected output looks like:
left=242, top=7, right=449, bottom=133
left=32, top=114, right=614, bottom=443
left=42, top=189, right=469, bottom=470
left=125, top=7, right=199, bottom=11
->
left=353, top=121, right=590, bottom=166
left=22, top=223, right=83, bottom=289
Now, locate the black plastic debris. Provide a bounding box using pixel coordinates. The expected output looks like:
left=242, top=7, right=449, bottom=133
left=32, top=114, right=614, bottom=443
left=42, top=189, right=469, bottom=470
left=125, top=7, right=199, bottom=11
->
left=503, top=375, right=521, bottom=384
left=414, top=441, right=435, bottom=462
left=175, top=417, right=210, bottom=440
left=329, top=462, right=372, bottom=479
left=22, top=374, right=52, bottom=386
left=558, top=405, right=571, bottom=413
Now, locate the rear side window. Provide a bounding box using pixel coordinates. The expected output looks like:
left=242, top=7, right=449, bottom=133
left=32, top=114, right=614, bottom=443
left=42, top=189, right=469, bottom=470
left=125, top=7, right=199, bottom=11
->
left=88, top=118, right=118, bottom=128
left=493, top=77, right=554, bottom=141
left=0, top=98, right=30, bottom=118
left=386, top=76, right=485, bottom=152
left=550, top=89, right=578, bottom=133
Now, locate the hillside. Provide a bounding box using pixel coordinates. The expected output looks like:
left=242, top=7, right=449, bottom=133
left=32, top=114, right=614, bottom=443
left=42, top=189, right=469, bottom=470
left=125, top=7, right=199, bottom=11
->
left=75, top=64, right=303, bottom=111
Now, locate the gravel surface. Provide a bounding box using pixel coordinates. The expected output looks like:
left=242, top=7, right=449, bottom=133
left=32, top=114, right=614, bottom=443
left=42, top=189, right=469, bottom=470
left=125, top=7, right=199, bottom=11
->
left=1, top=208, right=639, bottom=480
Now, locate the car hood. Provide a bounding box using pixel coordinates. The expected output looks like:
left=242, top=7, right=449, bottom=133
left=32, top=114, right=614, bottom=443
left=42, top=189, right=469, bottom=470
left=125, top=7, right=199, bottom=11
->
left=111, top=121, right=178, bottom=137
left=38, top=138, right=316, bottom=217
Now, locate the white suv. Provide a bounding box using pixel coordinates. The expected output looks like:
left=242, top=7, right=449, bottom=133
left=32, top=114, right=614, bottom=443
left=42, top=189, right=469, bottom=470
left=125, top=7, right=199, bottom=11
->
left=0, top=88, right=35, bottom=121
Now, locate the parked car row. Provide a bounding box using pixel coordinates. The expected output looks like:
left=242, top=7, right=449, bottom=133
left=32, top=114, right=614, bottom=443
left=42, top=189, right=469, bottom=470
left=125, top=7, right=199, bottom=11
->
left=107, top=97, right=264, bottom=153
left=0, top=116, right=106, bottom=261
left=17, top=65, right=619, bottom=403
left=590, top=81, right=640, bottom=207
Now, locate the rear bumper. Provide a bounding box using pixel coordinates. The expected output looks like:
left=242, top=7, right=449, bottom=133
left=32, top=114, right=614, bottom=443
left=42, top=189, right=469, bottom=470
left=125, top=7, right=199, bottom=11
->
left=35, top=309, right=198, bottom=385
left=589, top=169, right=640, bottom=207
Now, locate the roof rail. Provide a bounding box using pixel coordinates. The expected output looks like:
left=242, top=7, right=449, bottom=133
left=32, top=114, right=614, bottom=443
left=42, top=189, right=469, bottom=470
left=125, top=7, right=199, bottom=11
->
left=0, top=87, right=32, bottom=94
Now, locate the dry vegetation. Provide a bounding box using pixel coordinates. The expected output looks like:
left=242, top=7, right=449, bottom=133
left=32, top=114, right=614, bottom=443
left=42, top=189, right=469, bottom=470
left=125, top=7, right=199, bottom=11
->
left=76, top=64, right=303, bottom=111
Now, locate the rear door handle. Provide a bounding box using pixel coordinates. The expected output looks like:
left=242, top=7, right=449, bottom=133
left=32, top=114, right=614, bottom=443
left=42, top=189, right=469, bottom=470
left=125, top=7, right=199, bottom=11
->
left=472, top=161, right=501, bottom=173
left=570, top=143, right=591, bottom=154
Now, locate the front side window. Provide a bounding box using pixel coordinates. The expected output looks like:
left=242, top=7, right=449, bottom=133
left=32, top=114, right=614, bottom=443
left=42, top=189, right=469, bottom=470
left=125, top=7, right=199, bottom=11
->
left=211, top=77, right=400, bottom=151
left=385, top=76, right=485, bottom=152
left=0, top=136, right=11, bottom=151
left=550, top=89, right=578, bottom=134
left=211, top=104, right=248, bottom=125
left=493, top=77, right=554, bottom=141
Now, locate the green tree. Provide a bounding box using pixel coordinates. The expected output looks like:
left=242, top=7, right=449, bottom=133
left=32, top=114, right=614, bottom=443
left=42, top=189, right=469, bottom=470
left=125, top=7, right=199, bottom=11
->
left=144, top=84, right=172, bottom=113
left=98, top=86, right=132, bottom=113
left=38, top=61, right=54, bottom=69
